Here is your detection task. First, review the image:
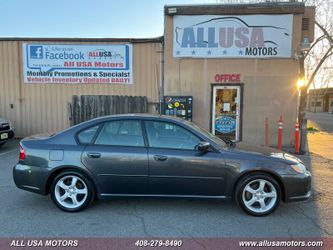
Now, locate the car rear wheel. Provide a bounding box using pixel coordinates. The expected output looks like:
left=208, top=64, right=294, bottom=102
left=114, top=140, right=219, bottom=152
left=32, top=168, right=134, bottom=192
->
left=51, top=171, right=95, bottom=212
left=236, top=173, right=281, bottom=216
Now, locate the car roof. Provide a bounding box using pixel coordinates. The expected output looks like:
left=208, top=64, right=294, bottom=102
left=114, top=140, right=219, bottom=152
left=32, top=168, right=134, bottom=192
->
left=86, top=113, right=188, bottom=123
left=48, top=114, right=192, bottom=145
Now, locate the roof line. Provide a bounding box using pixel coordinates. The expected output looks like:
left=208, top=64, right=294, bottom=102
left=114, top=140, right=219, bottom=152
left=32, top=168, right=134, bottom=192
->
left=164, top=2, right=306, bottom=15
left=0, top=36, right=164, bottom=43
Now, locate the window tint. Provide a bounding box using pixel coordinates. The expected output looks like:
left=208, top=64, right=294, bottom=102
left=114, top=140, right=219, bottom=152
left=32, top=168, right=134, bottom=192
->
left=95, top=120, right=144, bottom=147
left=145, top=121, right=200, bottom=150
left=77, top=126, right=99, bottom=144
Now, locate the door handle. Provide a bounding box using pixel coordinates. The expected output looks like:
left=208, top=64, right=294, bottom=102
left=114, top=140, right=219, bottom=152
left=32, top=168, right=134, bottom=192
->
left=154, top=155, right=168, bottom=161
left=87, top=152, right=101, bottom=158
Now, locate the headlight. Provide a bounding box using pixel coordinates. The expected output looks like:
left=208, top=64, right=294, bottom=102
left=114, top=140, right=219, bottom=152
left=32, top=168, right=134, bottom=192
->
left=291, top=163, right=307, bottom=174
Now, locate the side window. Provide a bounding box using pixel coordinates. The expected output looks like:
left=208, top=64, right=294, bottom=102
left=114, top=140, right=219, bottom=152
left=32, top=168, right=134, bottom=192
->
left=145, top=121, right=200, bottom=150
left=95, top=120, right=144, bottom=147
left=77, top=126, right=99, bottom=144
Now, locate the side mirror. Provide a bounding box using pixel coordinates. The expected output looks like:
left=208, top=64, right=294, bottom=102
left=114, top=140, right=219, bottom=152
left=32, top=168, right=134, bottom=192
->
left=196, top=141, right=211, bottom=151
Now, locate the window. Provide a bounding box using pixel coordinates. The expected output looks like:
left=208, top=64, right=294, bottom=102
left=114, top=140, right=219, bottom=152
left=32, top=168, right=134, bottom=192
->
left=95, top=120, right=144, bottom=147
left=145, top=121, right=200, bottom=150
left=77, top=126, right=99, bottom=144
left=311, top=101, right=322, bottom=107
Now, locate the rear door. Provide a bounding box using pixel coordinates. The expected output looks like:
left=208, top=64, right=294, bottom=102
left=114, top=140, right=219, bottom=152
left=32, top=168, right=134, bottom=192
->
left=81, top=119, right=148, bottom=195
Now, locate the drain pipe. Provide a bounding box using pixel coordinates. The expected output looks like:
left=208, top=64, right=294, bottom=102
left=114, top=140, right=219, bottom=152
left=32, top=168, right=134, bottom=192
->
left=159, top=38, right=165, bottom=115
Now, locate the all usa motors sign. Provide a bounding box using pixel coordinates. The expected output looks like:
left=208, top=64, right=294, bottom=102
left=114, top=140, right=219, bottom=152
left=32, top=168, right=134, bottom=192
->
left=173, top=15, right=293, bottom=58
left=23, top=44, right=132, bottom=84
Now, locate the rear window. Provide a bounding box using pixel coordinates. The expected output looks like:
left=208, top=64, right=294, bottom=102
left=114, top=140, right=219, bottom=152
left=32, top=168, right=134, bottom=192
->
left=77, top=126, right=99, bottom=144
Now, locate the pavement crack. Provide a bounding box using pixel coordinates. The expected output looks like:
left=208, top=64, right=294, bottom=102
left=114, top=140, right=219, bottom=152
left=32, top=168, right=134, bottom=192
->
left=309, top=153, right=333, bottom=164
left=157, top=219, right=208, bottom=250
left=175, top=227, right=208, bottom=250
left=127, top=201, right=151, bottom=237
left=277, top=212, right=294, bottom=237
left=292, top=206, right=333, bottom=236
left=109, top=201, right=151, bottom=237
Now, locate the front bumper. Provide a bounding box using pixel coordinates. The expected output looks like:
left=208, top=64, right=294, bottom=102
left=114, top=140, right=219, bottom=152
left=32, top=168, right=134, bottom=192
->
left=13, top=163, right=48, bottom=195
left=283, top=170, right=312, bottom=202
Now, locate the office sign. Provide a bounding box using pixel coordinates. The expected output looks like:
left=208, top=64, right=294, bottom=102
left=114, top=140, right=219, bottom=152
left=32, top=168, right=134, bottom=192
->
left=23, top=44, right=133, bottom=84
left=173, top=15, right=293, bottom=58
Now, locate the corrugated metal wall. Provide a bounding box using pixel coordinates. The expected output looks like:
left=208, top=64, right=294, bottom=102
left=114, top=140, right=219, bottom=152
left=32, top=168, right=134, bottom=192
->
left=0, top=40, right=161, bottom=137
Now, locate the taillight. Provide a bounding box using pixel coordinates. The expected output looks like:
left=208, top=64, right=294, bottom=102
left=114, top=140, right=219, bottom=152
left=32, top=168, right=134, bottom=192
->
left=19, top=146, right=26, bottom=161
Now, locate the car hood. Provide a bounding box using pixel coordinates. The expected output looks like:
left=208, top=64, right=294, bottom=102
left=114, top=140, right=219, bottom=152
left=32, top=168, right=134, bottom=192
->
left=229, top=142, right=302, bottom=164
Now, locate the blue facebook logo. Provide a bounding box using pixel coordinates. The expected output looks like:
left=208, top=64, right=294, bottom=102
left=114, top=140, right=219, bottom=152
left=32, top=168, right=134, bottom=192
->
left=30, top=46, right=43, bottom=59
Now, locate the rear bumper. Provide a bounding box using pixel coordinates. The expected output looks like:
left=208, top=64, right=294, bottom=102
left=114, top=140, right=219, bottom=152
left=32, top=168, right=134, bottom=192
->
left=283, top=170, right=312, bottom=202
left=13, top=163, right=48, bottom=195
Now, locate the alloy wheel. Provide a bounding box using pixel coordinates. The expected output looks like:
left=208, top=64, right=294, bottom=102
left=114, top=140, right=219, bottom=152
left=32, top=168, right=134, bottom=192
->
left=54, top=175, right=88, bottom=209
left=242, top=178, right=277, bottom=214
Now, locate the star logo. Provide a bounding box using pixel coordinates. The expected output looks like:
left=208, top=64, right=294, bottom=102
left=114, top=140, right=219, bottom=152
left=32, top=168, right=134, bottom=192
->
left=239, top=50, right=243, bottom=55
left=207, top=50, right=212, bottom=55
left=192, top=50, right=196, bottom=55
left=223, top=50, right=227, bottom=55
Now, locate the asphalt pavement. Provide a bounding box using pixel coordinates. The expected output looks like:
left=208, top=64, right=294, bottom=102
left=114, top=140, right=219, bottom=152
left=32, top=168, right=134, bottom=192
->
left=307, top=112, right=333, bottom=133
left=0, top=139, right=332, bottom=237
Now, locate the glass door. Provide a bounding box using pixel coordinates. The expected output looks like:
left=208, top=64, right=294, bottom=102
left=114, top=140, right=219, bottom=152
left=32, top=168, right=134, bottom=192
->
left=212, top=86, right=241, bottom=141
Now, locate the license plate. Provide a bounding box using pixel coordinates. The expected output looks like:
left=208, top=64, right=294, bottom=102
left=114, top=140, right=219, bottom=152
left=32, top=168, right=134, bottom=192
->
left=0, top=133, right=8, bottom=140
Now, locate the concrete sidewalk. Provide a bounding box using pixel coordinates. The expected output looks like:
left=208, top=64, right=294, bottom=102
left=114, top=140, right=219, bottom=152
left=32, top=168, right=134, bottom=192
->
left=307, top=131, right=333, bottom=160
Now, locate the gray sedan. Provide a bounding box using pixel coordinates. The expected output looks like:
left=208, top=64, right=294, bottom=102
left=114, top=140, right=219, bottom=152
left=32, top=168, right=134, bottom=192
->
left=13, top=114, right=311, bottom=216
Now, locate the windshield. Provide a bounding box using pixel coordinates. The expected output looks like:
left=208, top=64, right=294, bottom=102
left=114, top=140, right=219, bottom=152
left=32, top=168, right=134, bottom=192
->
left=183, top=120, right=227, bottom=148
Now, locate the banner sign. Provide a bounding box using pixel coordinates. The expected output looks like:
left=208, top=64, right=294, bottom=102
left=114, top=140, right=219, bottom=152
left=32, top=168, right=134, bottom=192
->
left=173, top=15, right=293, bottom=58
left=23, top=43, right=132, bottom=84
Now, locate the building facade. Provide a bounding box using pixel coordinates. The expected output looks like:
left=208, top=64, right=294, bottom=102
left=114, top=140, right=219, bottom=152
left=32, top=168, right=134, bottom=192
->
left=307, top=88, right=333, bottom=113
left=163, top=3, right=315, bottom=145
left=0, top=2, right=315, bottom=146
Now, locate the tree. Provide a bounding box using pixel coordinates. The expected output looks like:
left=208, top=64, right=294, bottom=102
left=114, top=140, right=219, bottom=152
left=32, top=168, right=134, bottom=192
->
left=298, top=0, right=333, bottom=153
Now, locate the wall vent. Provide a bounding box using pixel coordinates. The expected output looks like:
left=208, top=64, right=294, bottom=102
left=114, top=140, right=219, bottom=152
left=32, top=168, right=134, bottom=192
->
left=302, top=18, right=310, bottom=31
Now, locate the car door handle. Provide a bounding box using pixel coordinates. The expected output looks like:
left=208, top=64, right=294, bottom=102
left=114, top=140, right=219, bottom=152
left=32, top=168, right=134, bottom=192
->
left=154, top=155, right=168, bottom=161
left=87, top=152, right=101, bottom=158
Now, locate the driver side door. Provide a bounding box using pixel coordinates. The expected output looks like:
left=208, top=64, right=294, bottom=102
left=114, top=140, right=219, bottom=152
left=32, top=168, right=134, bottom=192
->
left=145, top=120, right=227, bottom=196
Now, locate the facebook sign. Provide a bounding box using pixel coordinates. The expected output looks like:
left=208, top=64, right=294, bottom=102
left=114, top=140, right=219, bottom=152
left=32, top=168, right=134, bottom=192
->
left=30, top=46, right=43, bottom=59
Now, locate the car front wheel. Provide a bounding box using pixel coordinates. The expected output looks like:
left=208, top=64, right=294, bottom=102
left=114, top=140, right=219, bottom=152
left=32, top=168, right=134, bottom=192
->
left=236, top=173, right=281, bottom=216
left=51, top=171, right=95, bottom=212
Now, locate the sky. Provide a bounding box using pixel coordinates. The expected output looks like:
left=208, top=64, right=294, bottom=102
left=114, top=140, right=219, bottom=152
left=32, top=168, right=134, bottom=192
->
left=0, top=0, right=215, bottom=38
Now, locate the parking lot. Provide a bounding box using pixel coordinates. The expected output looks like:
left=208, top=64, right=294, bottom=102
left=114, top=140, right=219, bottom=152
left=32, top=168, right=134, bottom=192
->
left=0, top=139, right=332, bottom=237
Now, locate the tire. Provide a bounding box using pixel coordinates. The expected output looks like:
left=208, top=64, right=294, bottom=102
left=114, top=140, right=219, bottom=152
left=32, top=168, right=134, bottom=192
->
left=0, top=142, right=5, bottom=148
left=50, top=170, right=95, bottom=212
left=235, top=173, right=281, bottom=216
